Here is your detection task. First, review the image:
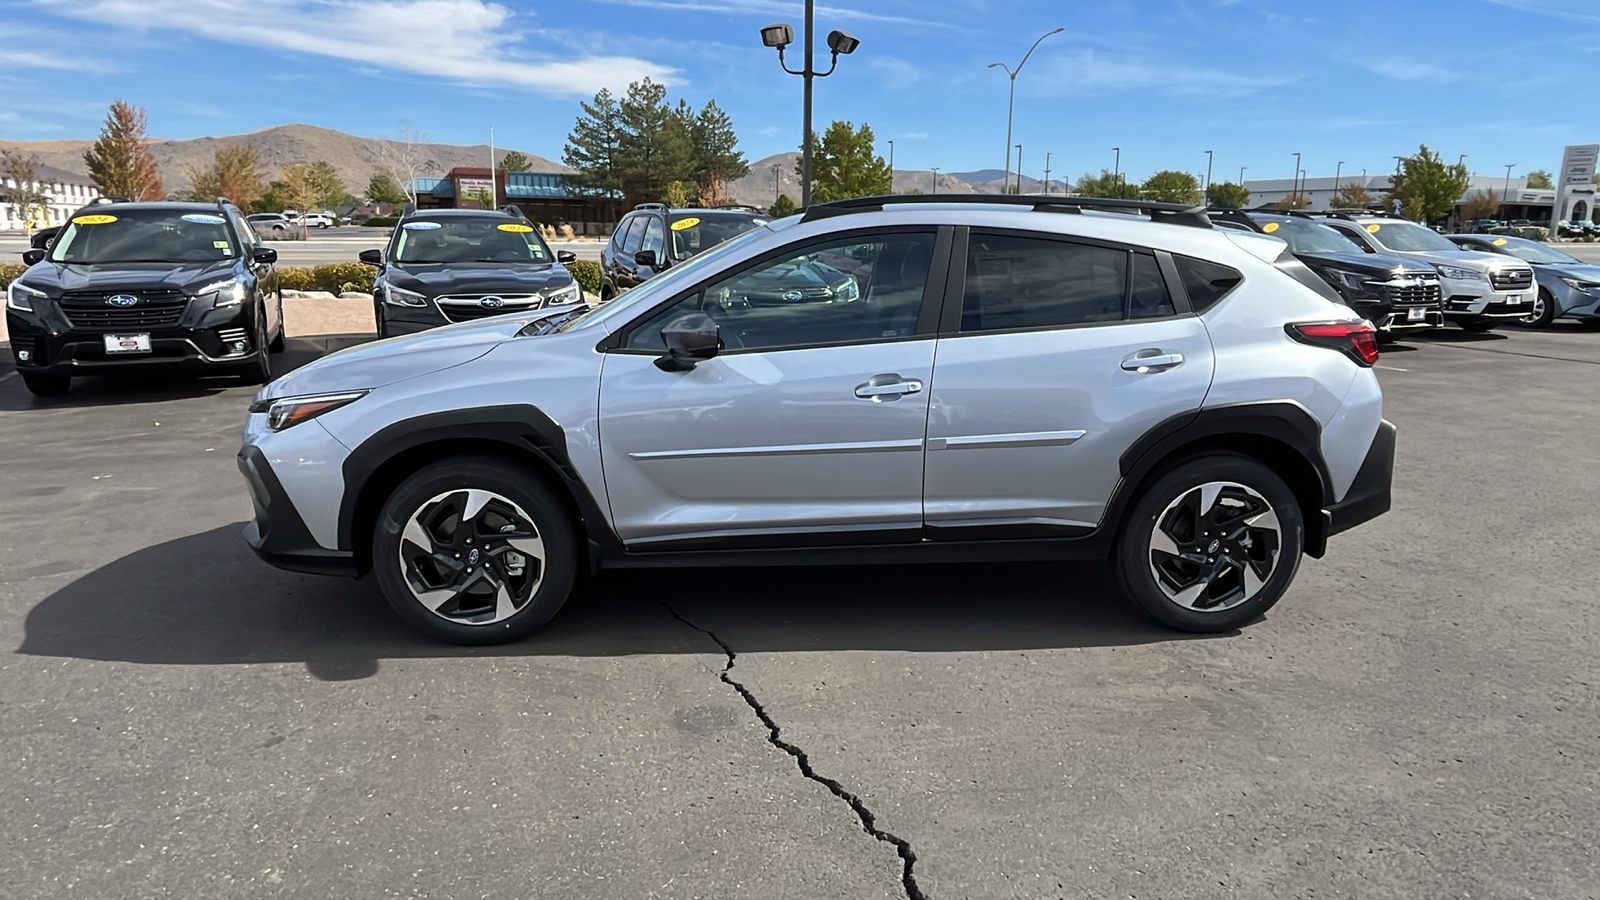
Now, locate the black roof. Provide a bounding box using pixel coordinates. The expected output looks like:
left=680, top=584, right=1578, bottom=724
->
left=82, top=200, right=233, bottom=212
left=403, top=208, right=520, bottom=219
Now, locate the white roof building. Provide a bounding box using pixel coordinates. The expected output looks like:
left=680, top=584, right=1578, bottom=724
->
left=1, top=163, right=101, bottom=232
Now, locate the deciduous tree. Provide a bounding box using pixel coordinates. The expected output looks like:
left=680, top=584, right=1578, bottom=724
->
left=1273, top=192, right=1311, bottom=210
left=1140, top=170, right=1202, bottom=204
left=83, top=99, right=163, bottom=200
left=769, top=194, right=796, bottom=217
left=1073, top=169, right=1135, bottom=199
left=1525, top=169, right=1553, bottom=190
left=1205, top=181, right=1251, bottom=209
left=1389, top=145, right=1470, bottom=222
left=1330, top=183, right=1375, bottom=209
left=1461, top=189, right=1502, bottom=221
left=374, top=126, right=432, bottom=206
left=804, top=121, right=890, bottom=203
left=185, top=145, right=264, bottom=209
left=278, top=163, right=319, bottom=235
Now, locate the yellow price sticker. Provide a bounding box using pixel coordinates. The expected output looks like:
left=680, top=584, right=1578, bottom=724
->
left=1262, top=222, right=1280, bottom=233
left=497, top=223, right=534, bottom=233
left=671, top=217, right=701, bottom=231
left=73, top=214, right=118, bottom=225
left=1366, top=223, right=1382, bottom=233
left=1492, top=238, right=1508, bottom=246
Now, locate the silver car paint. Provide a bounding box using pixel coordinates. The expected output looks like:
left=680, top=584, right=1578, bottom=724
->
left=1320, top=220, right=1530, bottom=314
left=1446, top=236, right=1600, bottom=319
left=243, top=202, right=1386, bottom=555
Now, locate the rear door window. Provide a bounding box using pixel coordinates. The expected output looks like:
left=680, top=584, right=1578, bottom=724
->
left=961, top=233, right=1128, bottom=332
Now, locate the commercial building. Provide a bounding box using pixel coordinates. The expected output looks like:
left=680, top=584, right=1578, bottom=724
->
left=1240, top=173, right=1564, bottom=227
left=407, top=167, right=619, bottom=235
left=0, top=163, right=100, bottom=232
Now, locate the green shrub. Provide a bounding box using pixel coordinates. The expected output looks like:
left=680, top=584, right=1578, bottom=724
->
left=567, top=259, right=600, bottom=295
left=0, top=263, right=25, bottom=292
left=276, top=264, right=375, bottom=294
left=276, top=267, right=318, bottom=292
left=361, top=215, right=399, bottom=227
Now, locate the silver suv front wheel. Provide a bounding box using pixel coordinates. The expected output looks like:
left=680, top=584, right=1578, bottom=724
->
left=1117, top=454, right=1303, bottom=632
left=373, top=457, right=578, bottom=644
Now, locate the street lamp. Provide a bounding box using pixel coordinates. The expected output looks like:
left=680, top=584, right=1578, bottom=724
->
left=1239, top=165, right=1247, bottom=187
left=886, top=139, right=895, bottom=194
left=1291, top=151, right=1301, bottom=204
left=1503, top=163, right=1516, bottom=202
left=1204, top=150, right=1214, bottom=194
left=770, top=163, right=782, bottom=205
left=1334, top=160, right=1343, bottom=197
left=1015, top=144, right=1023, bottom=194
left=930, top=167, right=940, bottom=195
left=1043, top=151, right=1052, bottom=195
left=760, top=5, right=861, bottom=207
left=988, top=27, right=1063, bottom=195
left=1112, top=146, right=1121, bottom=190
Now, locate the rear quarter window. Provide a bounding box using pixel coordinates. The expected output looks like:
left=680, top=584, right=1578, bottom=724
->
left=1173, top=255, right=1243, bottom=313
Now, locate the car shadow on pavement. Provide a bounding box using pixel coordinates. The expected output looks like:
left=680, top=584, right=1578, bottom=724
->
left=1413, top=328, right=1511, bottom=344
left=0, top=334, right=374, bottom=412
left=19, top=524, right=1222, bottom=680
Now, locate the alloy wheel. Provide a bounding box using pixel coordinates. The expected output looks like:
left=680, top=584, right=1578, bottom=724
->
left=1149, top=481, right=1282, bottom=612
left=399, top=489, right=546, bottom=625
left=1520, top=293, right=1546, bottom=325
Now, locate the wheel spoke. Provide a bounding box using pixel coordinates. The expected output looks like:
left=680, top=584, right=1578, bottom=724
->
left=1149, top=526, right=1181, bottom=559
left=462, top=489, right=496, bottom=523
left=400, top=487, right=548, bottom=627
left=493, top=581, right=519, bottom=621
left=402, top=516, right=437, bottom=554
left=1198, top=482, right=1223, bottom=516
left=1170, top=579, right=1210, bottom=610
left=415, top=585, right=460, bottom=613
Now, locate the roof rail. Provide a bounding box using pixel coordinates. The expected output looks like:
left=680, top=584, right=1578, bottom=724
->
left=215, top=196, right=231, bottom=215
left=400, top=201, right=417, bottom=218
left=798, top=193, right=1213, bottom=229
left=498, top=203, right=528, bottom=220
left=717, top=203, right=764, bottom=212
left=1204, top=207, right=1266, bottom=232
left=633, top=202, right=669, bottom=211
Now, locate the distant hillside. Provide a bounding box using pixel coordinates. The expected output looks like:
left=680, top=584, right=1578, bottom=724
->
left=0, top=124, right=570, bottom=197
left=724, top=153, right=1026, bottom=209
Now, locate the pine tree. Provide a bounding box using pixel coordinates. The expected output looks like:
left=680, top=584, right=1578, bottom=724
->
left=563, top=88, right=625, bottom=197
left=690, top=99, right=747, bottom=205
left=804, top=121, right=890, bottom=203
left=614, top=80, right=693, bottom=205
left=367, top=173, right=407, bottom=205
left=769, top=194, right=796, bottom=217
left=498, top=150, right=531, bottom=173
left=83, top=99, right=164, bottom=200
left=307, top=160, right=346, bottom=209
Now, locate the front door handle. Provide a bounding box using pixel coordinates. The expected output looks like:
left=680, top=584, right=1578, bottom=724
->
left=855, top=374, right=923, bottom=401
left=1121, top=349, right=1184, bottom=373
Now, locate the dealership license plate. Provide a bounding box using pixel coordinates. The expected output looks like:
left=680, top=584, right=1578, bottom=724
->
left=104, top=333, right=151, bottom=354
left=1505, top=294, right=1524, bottom=305
left=1407, top=307, right=1426, bottom=322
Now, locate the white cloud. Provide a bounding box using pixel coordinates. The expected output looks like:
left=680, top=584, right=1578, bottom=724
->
left=586, top=0, right=930, bottom=26
left=0, top=48, right=103, bottom=70
left=1356, top=57, right=1459, bottom=83
left=1042, top=51, right=1292, bottom=98
left=34, top=0, right=677, bottom=95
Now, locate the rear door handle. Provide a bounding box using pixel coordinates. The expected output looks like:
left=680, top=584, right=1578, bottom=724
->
left=1121, top=350, right=1184, bottom=373
left=855, top=374, right=923, bottom=400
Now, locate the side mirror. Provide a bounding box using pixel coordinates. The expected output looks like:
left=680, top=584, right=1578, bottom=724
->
left=358, top=249, right=384, bottom=266
left=22, top=249, right=46, bottom=266
left=556, top=250, right=577, bottom=264
left=634, top=249, right=658, bottom=269
left=654, top=313, right=721, bottom=372
left=253, top=247, right=278, bottom=264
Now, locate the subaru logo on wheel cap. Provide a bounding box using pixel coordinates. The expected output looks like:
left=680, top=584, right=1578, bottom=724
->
left=781, top=289, right=804, bottom=302
left=479, top=296, right=504, bottom=309
left=106, top=294, right=139, bottom=307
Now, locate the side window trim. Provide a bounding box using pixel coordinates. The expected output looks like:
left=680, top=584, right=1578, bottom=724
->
left=602, top=225, right=949, bottom=353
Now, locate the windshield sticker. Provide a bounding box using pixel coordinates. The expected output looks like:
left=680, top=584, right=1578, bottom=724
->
left=1262, top=222, right=1280, bottom=233
left=182, top=214, right=226, bottom=225
left=220, top=246, right=234, bottom=256
left=1493, top=238, right=1508, bottom=246
left=1366, top=223, right=1382, bottom=233
left=671, top=217, right=701, bottom=231
left=497, top=223, right=534, bottom=233
left=213, top=240, right=231, bottom=249
left=402, top=221, right=442, bottom=230
left=72, top=214, right=118, bottom=225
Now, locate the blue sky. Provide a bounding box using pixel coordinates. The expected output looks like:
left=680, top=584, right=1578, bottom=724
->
left=3, top=0, right=1599, bottom=183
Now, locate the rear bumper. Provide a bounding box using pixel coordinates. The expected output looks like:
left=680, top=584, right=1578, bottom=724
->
left=1324, top=419, right=1395, bottom=537
left=238, top=445, right=358, bottom=577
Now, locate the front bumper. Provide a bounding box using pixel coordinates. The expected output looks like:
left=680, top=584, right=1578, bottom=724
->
left=238, top=444, right=358, bottom=577
left=1551, top=284, right=1600, bottom=320
left=1374, top=308, right=1446, bottom=332
left=6, top=302, right=259, bottom=375
left=1324, top=419, right=1395, bottom=537
left=1441, top=286, right=1535, bottom=319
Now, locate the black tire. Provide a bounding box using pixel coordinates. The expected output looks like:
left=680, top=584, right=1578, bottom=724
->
left=21, top=372, right=70, bottom=397
left=372, top=456, right=579, bottom=644
left=1115, top=453, right=1304, bottom=633
left=268, top=295, right=287, bottom=353
left=1458, top=318, right=1497, bottom=332
left=237, top=306, right=272, bottom=384
left=1518, top=289, right=1558, bottom=328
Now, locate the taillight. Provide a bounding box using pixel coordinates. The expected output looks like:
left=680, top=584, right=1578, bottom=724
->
left=1286, top=321, right=1379, bottom=366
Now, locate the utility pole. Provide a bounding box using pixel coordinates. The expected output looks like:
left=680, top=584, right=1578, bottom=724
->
left=887, top=139, right=895, bottom=194
left=488, top=125, right=496, bottom=207
left=930, top=167, right=939, bottom=195
left=1043, top=151, right=1052, bottom=195
left=1112, top=146, right=1120, bottom=191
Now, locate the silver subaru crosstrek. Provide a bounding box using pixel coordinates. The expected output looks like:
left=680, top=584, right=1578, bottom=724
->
left=238, top=195, right=1394, bottom=644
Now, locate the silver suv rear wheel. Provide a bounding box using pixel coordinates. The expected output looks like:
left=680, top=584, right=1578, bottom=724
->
left=1117, top=454, right=1303, bottom=632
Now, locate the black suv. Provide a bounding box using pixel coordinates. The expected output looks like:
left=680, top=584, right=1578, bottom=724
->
left=599, top=204, right=770, bottom=302
left=359, top=208, right=583, bottom=337
left=6, top=199, right=284, bottom=397
left=1210, top=210, right=1444, bottom=339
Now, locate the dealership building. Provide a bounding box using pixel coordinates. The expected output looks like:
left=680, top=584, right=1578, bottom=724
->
left=407, top=167, right=619, bottom=235
left=0, top=163, right=100, bottom=232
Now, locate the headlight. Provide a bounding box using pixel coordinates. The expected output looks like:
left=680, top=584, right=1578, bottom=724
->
left=1327, top=269, right=1377, bottom=295
left=835, top=278, right=861, bottom=301
left=382, top=283, right=428, bottom=307
left=248, top=390, right=369, bottom=432
left=6, top=281, right=45, bottom=312
left=197, top=279, right=246, bottom=308
left=542, top=282, right=582, bottom=306
left=1560, top=277, right=1600, bottom=293
left=1434, top=265, right=1487, bottom=282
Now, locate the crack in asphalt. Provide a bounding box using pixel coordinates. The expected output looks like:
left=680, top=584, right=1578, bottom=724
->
left=658, top=599, right=929, bottom=900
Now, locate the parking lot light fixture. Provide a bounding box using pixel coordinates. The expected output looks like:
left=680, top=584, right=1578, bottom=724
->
left=1503, top=163, right=1516, bottom=203
left=930, top=167, right=939, bottom=195
left=1113, top=147, right=1121, bottom=187
left=760, top=2, right=862, bottom=207
left=989, top=27, right=1063, bottom=194
left=1334, top=161, right=1343, bottom=196
left=1204, top=150, right=1214, bottom=193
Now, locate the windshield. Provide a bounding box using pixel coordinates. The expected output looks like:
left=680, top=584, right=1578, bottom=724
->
left=392, top=218, right=552, bottom=264
left=1364, top=221, right=1459, bottom=252
left=1256, top=218, right=1363, bottom=255
left=1487, top=237, right=1580, bottom=264
left=557, top=225, right=772, bottom=333
left=670, top=212, right=767, bottom=260
left=48, top=208, right=239, bottom=264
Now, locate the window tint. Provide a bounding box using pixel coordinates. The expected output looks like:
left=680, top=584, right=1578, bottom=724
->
left=620, top=216, right=646, bottom=255
left=1325, top=224, right=1375, bottom=253
left=641, top=216, right=665, bottom=257
left=1173, top=255, right=1243, bottom=313
left=962, top=234, right=1127, bottom=332
left=1129, top=253, right=1175, bottom=319
left=623, top=232, right=936, bottom=353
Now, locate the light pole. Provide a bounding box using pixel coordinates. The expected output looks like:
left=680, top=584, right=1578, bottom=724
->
left=930, top=167, right=939, bottom=195
left=1112, top=146, right=1121, bottom=192
left=1015, top=144, right=1023, bottom=194
left=1291, top=151, right=1301, bottom=205
left=886, top=139, right=894, bottom=194
left=1204, top=149, right=1214, bottom=194
left=1043, top=151, right=1052, bottom=195
left=1239, top=165, right=1247, bottom=187
left=988, top=27, right=1063, bottom=195
left=1503, top=163, right=1516, bottom=202
left=759, top=9, right=861, bottom=207
left=771, top=164, right=782, bottom=205
left=1297, top=169, right=1307, bottom=208
left=1334, top=160, right=1343, bottom=197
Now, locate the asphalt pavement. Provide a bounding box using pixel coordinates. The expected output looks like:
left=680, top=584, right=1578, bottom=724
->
left=1, top=325, right=1599, bottom=898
